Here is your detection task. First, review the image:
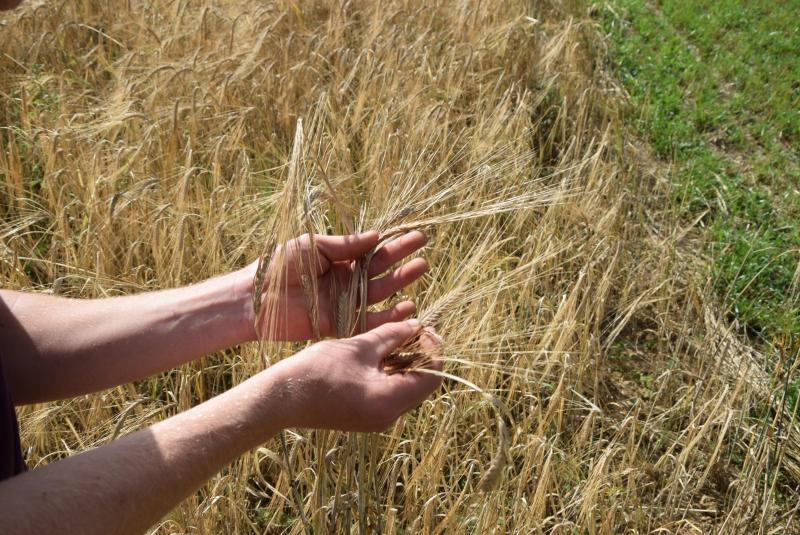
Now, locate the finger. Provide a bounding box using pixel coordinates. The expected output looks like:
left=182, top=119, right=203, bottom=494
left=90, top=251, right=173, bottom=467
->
left=355, top=319, right=422, bottom=358
left=365, top=301, right=417, bottom=330
left=315, top=231, right=380, bottom=263
left=367, top=257, right=428, bottom=304
left=368, top=231, right=428, bottom=277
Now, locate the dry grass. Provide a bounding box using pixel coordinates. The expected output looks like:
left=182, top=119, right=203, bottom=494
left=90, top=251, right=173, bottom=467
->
left=1, top=0, right=798, bottom=533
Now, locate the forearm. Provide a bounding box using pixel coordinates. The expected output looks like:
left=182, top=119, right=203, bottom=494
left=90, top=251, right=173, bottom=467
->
left=0, top=268, right=258, bottom=404
left=0, top=365, right=287, bottom=535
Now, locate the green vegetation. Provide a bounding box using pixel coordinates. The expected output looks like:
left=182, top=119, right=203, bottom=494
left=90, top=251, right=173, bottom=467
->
left=598, top=0, right=800, bottom=343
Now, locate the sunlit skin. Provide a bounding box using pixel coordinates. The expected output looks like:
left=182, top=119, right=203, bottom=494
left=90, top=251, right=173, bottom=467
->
left=246, top=230, right=429, bottom=341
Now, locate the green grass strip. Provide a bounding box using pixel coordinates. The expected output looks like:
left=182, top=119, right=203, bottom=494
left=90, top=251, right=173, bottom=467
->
left=596, top=0, right=800, bottom=343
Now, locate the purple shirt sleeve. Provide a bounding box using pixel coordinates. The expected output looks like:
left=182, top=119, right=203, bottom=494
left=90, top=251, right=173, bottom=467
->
left=0, top=354, right=26, bottom=481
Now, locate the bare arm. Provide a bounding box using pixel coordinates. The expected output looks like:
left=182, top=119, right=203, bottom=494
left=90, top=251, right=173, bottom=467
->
left=0, top=270, right=254, bottom=404
left=0, top=321, right=442, bottom=535
left=0, top=231, right=427, bottom=404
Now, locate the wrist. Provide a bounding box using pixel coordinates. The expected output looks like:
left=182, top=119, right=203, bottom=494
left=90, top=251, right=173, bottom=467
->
left=235, top=364, right=295, bottom=439
left=226, top=263, right=259, bottom=343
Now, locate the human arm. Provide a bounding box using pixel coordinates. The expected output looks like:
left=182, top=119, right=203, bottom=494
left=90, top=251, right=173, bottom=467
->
left=0, top=320, right=442, bottom=535
left=0, top=270, right=253, bottom=405
left=0, top=231, right=427, bottom=404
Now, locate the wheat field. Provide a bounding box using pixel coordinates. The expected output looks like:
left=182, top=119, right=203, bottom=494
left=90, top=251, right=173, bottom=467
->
left=1, top=0, right=797, bottom=533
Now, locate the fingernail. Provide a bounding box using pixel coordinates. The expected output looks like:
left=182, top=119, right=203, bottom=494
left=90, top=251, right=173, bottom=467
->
left=406, top=319, right=421, bottom=329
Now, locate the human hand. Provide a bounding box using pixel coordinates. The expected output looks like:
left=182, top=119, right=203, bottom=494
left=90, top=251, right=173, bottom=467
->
left=242, top=231, right=428, bottom=342
left=268, top=320, right=443, bottom=432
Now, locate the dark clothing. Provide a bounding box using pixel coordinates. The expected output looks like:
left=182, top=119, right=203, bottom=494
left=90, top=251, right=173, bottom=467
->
left=0, top=354, right=25, bottom=481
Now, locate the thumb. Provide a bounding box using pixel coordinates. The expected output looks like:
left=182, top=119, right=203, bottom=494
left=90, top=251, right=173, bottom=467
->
left=354, top=319, right=421, bottom=359
left=315, top=231, right=380, bottom=262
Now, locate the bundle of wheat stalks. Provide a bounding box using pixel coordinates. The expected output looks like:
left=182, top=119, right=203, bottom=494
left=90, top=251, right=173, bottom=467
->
left=250, top=113, right=559, bottom=531
left=2, top=0, right=798, bottom=533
